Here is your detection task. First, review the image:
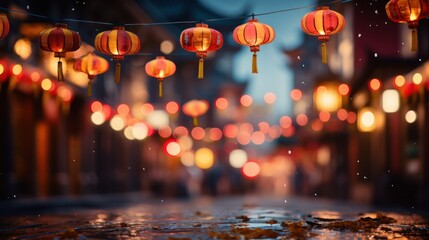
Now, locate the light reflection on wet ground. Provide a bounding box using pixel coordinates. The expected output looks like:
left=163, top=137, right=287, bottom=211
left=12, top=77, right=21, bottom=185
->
left=0, top=195, right=428, bottom=239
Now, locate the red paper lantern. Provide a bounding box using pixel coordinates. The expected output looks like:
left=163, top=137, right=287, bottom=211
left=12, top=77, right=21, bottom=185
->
left=233, top=18, right=275, bottom=73
left=386, top=0, right=429, bottom=51
left=145, top=56, right=176, bottom=97
left=39, top=23, right=81, bottom=81
left=74, top=52, right=109, bottom=96
left=180, top=23, right=223, bottom=79
left=182, top=99, right=209, bottom=126
left=94, top=26, right=140, bottom=83
left=301, top=6, right=345, bottom=64
left=0, top=13, right=10, bottom=40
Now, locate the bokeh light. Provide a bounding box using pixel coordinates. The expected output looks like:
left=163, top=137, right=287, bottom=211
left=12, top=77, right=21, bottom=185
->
left=405, top=110, right=417, bottom=123
left=215, top=97, right=228, bottom=110
left=240, top=94, right=253, bottom=107
left=165, top=101, right=179, bottom=114
left=110, top=115, right=126, bottom=131
left=229, top=149, right=247, bottom=168
left=91, top=111, right=106, bottom=125
left=290, top=89, right=302, bottom=101
left=242, top=162, right=260, bottom=178
left=264, top=92, right=276, bottom=104
left=164, top=140, right=181, bottom=157
left=195, top=148, right=214, bottom=169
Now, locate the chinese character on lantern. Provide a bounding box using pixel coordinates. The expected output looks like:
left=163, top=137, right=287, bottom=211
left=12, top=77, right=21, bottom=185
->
left=180, top=23, right=223, bottom=79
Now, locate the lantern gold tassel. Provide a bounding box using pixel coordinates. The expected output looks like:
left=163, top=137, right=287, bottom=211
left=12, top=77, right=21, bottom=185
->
left=87, top=80, right=92, bottom=97
left=58, top=60, right=64, bottom=81
left=115, top=62, right=121, bottom=83
left=321, top=42, right=327, bottom=64
left=198, top=58, right=204, bottom=79
left=193, top=117, right=199, bottom=126
left=411, top=28, right=418, bottom=52
left=252, top=52, right=258, bottom=73
left=158, top=80, right=163, bottom=97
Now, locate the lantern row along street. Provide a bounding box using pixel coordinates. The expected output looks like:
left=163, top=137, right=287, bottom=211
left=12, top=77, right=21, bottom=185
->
left=1, top=0, right=427, bottom=96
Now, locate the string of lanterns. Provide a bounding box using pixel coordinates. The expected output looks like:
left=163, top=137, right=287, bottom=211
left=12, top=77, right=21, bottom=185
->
left=1, top=0, right=429, bottom=128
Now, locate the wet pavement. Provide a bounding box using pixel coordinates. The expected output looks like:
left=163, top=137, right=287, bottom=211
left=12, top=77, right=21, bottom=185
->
left=0, top=194, right=428, bottom=239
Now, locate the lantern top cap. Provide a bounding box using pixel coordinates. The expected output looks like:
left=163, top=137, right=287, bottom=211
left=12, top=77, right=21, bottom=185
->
left=113, top=26, right=125, bottom=30
left=196, top=23, right=208, bottom=28
left=317, top=6, right=330, bottom=10
left=55, top=23, right=68, bottom=28
left=248, top=18, right=259, bottom=23
left=156, top=56, right=166, bottom=59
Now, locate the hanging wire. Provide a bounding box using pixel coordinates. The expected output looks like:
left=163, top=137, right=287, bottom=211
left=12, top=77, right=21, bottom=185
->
left=0, top=0, right=353, bottom=27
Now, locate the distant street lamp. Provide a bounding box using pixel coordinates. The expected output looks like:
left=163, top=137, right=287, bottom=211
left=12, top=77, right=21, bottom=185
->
left=314, top=83, right=342, bottom=112
left=382, top=89, right=400, bottom=113
left=357, top=107, right=377, bottom=132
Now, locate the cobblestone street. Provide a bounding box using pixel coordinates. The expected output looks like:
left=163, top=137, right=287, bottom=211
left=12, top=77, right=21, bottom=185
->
left=1, top=195, right=428, bottom=239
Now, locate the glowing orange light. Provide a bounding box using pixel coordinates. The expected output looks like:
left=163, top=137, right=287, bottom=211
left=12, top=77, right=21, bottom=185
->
left=242, top=162, right=260, bottom=178
left=337, top=108, right=348, bottom=121
left=164, top=139, right=181, bottom=157
left=240, top=94, right=253, bottom=107
left=239, top=122, right=254, bottom=135
left=165, top=101, right=179, bottom=114
left=208, top=128, right=223, bottom=141
left=369, top=78, right=381, bottom=91
left=319, top=111, right=331, bottom=122
left=296, top=114, right=308, bottom=126
left=394, top=75, right=405, bottom=88
left=158, top=126, right=172, bottom=138
left=316, top=86, right=328, bottom=94
left=347, top=111, right=357, bottom=124
left=41, top=78, right=53, bottom=91
left=127, top=117, right=139, bottom=126
left=269, top=125, right=281, bottom=139
left=279, top=116, right=292, bottom=128
left=57, top=86, right=72, bottom=102
left=191, top=127, right=205, bottom=140
left=0, top=63, right=4, bottom=75
left=12, top=64, right=22, bottom=76
left=117, top=104, right=130, bottom=116
left=251, top=131, right=265, bottom=145
left=215, top=97, right=228, bottom=110
left=282, top=126, right=295, bottom=137
left=311, top=119, right=323, bottom=131
left=31, top=72, right=41, bottom=83
left=223, top=124, right=238, bottom=138
left=412, top=73, right=423, bottom=85
left=91, top=101, right=103, bottom=113
left=237, top=132, right=251, bottom=145
left=195, top=147, right=215, bottom=169
left=290, top=89, right=302, bottom=101
left=264, top=92, right=276, bottom=104
left=102, top=104, right=113, bottom=119
left=142, top=103, right=155, bottom=114
left=338, top=83, right=350, bottom=96
left=173, top=126, right=189, bottom=137
left=258, top=121, right=270, bottom=133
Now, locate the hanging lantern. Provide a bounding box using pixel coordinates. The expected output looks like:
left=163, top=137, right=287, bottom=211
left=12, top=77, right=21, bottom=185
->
left=94, top=26, right=140, bottom=83
left=0, top=13, right=10, bottom=40
left=180, top=23, right=223, bottom=79
left=145, top=56, right=176, bottom=97
left=386, top=0, right=429, bottom=51
left=233, top=17, right=275, bottom=73
left=301, top=6, right=345, bottom=64
left=39, top=23, right=81, bottom=81
left=74, top=52, right=109, bottom=96
left=182, top=99, right=209, bottom=126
